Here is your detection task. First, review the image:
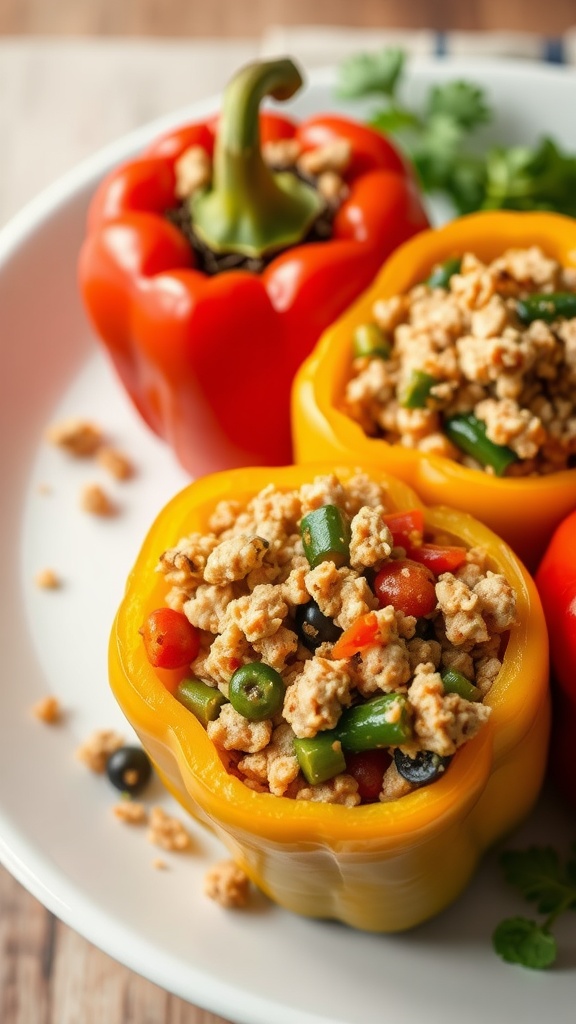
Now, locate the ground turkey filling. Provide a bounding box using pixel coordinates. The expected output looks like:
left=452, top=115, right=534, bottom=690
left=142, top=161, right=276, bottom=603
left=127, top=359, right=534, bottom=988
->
left=157, top=473, right=516, bottom=806
left=342, top=246, right=576, bottom=476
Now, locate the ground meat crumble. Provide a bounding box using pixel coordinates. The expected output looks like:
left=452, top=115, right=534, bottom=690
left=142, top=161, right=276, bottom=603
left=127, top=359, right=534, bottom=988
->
left=148, top=473, right=517, bottom=807
left=342, top=246, right=576, bottom=475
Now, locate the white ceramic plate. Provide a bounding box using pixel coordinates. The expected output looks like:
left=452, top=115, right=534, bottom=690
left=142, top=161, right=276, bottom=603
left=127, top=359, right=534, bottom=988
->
left=2, top=59, right=576, bottom=1024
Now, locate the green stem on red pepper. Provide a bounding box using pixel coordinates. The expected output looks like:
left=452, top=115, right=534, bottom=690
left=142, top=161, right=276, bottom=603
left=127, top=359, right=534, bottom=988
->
left=190, top=58, right=324, bottom=257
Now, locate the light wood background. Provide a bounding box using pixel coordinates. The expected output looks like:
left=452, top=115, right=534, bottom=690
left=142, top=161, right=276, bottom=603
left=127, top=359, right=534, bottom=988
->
left=1, top=2, right=573, bottom=1023
left=2, top=0, right=576, bottom=35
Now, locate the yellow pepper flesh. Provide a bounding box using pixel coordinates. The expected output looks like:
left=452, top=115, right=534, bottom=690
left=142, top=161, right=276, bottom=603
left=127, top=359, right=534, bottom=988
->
left=291, top=211, right=576, bottom=571
left=110, top=464, right=549, bottom=932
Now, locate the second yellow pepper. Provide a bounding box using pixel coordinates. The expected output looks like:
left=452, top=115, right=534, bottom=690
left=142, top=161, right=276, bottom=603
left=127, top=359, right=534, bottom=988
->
left=292, top=211, right=576, bottom=570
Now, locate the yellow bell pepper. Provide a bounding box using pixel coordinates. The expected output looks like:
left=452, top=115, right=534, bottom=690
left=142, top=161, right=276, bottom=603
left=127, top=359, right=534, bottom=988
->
left=292, top=211, right=576, bottom=571
left=110, top=463, right=549, bottom=932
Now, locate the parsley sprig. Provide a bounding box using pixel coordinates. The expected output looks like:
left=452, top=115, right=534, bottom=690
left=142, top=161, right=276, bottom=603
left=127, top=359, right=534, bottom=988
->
left=493, top=845, right=576, bottom=969
left=336, top=48, right=576, bottom=216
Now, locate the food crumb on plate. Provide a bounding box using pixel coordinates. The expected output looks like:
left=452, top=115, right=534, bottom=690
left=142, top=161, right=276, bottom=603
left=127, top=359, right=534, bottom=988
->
left=147, top=805, right=192, bottom=852
left=203, top=859, right=251, bottom=908
left=152, top=857, right=169, bottom=871
left=31, top=695, right=62, bottom=724
left=80, top=482, right=117, bottom=516
left=46, top=417, right=104, bottom=456
left=96, top=445, right=135, bottom=480
left=35, top=567, right=61, bottom=589
left=112, top=801, right=148, bottom=825
left=76, top=729, right=125, bottom=773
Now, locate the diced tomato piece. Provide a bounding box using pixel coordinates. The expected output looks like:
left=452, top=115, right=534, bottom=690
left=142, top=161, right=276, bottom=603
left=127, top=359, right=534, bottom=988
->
left=346, top=749, right=391, bottom=802
left=331, top=612, right=379, bottom=659
left=407, top=543, right=467, bottom=574
left=374, top=559, right=436, bottom=617
left=384, top=509, right=424, bottom=548
left=141, top=608, right=200, bottom=669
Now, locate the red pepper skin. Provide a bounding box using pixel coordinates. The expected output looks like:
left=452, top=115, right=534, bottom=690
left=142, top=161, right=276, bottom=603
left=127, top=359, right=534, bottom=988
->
left=535, top=509, right=576, bottom=810
left=79, top=112, right=428, bottom=476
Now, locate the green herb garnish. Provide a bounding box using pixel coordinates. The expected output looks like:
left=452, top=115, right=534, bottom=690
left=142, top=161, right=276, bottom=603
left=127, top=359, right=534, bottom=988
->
left=492, top=844, right=576, bottom=969
left=336, top=48, right=576, bottom=217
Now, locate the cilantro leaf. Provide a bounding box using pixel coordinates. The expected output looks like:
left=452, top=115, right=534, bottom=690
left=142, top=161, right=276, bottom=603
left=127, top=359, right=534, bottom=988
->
left=446, top=156, right=488, bottom=214
left=411, top=114, right=465, bottom=192
left=493, top=917, right=557, bottom=970
left=368, top=106, right=422, bottom=135
left=484, top=138, right=576, bottom=215
left=426, top=80, right=492, bottom=130
left=500, top=846, right=576, bottom=915
left=336, top=49, right=405, bottom=100
left=334, top=44, right=576, bottom=219
left=494, top=845, right=576, bottom=969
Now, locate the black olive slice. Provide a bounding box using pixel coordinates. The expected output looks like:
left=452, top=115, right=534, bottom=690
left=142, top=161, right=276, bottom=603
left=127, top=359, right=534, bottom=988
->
left=394, top=748, right=451, bottom=786
left=295, top=600, right=342, bottom=652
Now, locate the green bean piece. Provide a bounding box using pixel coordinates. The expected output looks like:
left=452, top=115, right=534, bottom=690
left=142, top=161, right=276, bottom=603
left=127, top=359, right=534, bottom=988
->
left=229, top=662, right=284, bottom=721
left=176, top=678, right=228, bottom=725
left=444, top=413, right=519, bottom=477
left=516, top=292, right=576, bottom=325
left=399, top=369, right=438, bottom=409
left=293, top=733, right=347, bottom=785
left=300, top=504, right=351, bottom=569
left=336, top=694, right=413, bottom=752
left=426, top=256, right=462, bottom=289
left=441, top=668, right=482, bottom=703
left=352, top=322, right=391, bottom=360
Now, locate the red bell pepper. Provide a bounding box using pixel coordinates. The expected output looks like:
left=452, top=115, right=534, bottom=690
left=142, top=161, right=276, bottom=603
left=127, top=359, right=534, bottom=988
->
left=535, top=508, right=576, bottom=810
left=331, top=612, right=380, bottom=659
left=78, top=58, right=428, bottom=476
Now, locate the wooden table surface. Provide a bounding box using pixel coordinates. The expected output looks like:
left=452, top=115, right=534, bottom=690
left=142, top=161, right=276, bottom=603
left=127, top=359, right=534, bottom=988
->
left=1, top=4, right=575, bottom=1022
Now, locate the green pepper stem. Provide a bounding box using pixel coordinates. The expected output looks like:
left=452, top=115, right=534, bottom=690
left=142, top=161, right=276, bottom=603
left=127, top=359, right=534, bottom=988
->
left=190, top=58, right=323, bottom=258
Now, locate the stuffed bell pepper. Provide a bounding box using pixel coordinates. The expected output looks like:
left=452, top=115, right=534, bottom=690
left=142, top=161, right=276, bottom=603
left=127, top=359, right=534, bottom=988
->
left=292, top=211, right=576, bottom=570
left=110, top=463, right=549, bottom=932
left=78, top=58, right=428, bottom=476
left=535, top=507, right=576, bottom=811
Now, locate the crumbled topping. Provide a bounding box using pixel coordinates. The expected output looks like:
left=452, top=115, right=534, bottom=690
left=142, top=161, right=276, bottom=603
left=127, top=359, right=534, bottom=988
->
left=76, top=729, right=125, bottom=773
left=283, top=656, right=353, bottom=738
left=349, top=506, right=393, bottom=569
left=35, top=568, right=61, bottom=589
left=96, top=445, right=134, bottom=480
left=80, top=483, right=116, bottom=516
left=204, top=535, right=269, bottom=585
left=174, top=145, right=212, bottom=199
left=112, top=801, right=147, bottom=824
left=408, top=662, right=491, bottom=757
left=203, top=859, right=250, bottom=908
left=297, top=139, right=352, bottom=177
left=147, top=806, right=192, bottom=851
left=207, top=703, right=272, bottom=752
left=46, top=418, right=103, bottom=456
left=31, top=695, right=62, bottom=724
left=380, top=761, right=414, bottom=803
left=295, top=773, right=360, bottom=806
